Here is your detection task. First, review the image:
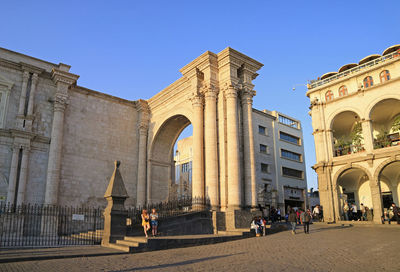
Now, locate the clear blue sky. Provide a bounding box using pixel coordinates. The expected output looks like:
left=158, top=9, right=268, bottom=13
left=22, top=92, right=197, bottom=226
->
left=1, top=0, right=399, bottom=190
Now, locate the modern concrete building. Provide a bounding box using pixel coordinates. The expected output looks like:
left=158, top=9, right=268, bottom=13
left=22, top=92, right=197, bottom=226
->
left=306, top=44, right=400, bottom=223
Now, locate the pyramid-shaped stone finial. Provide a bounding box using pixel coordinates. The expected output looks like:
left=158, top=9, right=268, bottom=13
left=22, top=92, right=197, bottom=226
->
left=104, top=161, right=129, bottom=199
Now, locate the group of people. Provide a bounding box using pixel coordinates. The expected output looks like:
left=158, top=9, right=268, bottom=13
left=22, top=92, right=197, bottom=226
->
left=141, top=208, right=159, bottom=237
left=288, top=208, right=312, bottom=234
left=383, top=203, right=400, bottom=224
left=250, top=216, right=267, bottom=236
left=343, top=202, right=372, bottom=221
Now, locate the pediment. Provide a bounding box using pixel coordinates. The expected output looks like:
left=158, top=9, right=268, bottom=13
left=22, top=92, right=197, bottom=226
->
left=0, top=74, right=14, bottom=90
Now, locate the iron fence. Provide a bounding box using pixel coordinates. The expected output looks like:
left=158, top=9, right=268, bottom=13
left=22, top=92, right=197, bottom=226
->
left=127, top=196, right=210, bottom=226
left=0, top=202, right=104, bottom=248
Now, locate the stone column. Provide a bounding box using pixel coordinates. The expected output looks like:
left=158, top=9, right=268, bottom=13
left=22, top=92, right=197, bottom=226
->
left=204, top=85, right=219, bottom=209
left=44, top=69, right=78, bottom=205
left=369, top=180, right=383, bottom=223
left=190, top=93, right=205, bottom=207
left=6, top=145, right=20, bottom=205
left=326, top=130, right=334, bottom=158
left=44, top=93, right=68, bottom=205
left=225, top=84, right=241, bottom=209
left=361, top=119, right=374, bottom=153
left=26, top=73, right=38, bottom=115
left=136, top=100, right=149, bottom=207
left=136, top=125, right=148, bottom=207
left=16, top=147, right=30, bottom=205
left=17, top=71, right=30, bottom=116
left=241, top=88, right=257, bottom=208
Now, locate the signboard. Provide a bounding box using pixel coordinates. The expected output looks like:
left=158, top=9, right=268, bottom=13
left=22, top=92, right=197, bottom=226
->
left=72, top=214, right=85, bottom=221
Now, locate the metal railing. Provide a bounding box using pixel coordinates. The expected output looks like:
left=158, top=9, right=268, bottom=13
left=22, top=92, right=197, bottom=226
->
left=309, top=50, right=400, bottom=89
left=0, top=203, right=104, bottom=248
left=334, top=144, right=365, bottom=157
left=127, top=196, right=210, bottom=226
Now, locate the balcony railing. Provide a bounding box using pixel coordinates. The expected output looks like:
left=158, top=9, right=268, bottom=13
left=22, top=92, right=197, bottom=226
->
left=373, top=134, right=400, bottom=149
left=334, top=144, right=365, bottom=157
left=309, top=50, right=400, bottom=89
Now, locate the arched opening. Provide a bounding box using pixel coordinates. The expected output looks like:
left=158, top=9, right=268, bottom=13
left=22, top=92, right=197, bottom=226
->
left=149, top=115, right=193, bottom=203
left=337, top=168, right=372, bottom=221
left=378, top=161, right=400, bottom=209
left=370, top=99, right=400, bottom=149
left=331, top=111, right=364, bottom=157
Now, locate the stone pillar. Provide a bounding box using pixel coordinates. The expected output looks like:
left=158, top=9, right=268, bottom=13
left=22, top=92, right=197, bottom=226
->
left=6, top=145, right=20, bottom=205
left=26, top=73, right=38, bottom=116
left=361, top=119, right=374, bottom=153
left=44, top=69, right=78, bottom=205
left=17, top=71, right=30, bottom=116
left=369, top=179, right=383, bottom=223
left=315, top=166, right=335, bottom=222
left=45, top=93, right=68, bottom=205
left=225, top=84, right=241, bottom=209
left=16, top=147, right=30, bottom=205
left=241, top=88, right=257, bottom=208
left=326, top=130, right=334, bottom=159
left=204, top=85, right=219, bottom=209
left=136, top=100, right=149, bottom=207
left=102, top=161, right=129, bottom=245
left=190, top=93, right=205, bottom=207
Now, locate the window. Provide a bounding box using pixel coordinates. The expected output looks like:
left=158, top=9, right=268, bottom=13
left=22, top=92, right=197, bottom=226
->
left=363, top=76, right=373, bottom=88
left=258, top=125, right=266, bottom=135
left=260, top=144, right=268, bottom=154
left=281, top=149, right=301, bottom=162
left=282, top=167, right=303, bottom=179
left=182, top=162, right=190, bottom=172
left=261, top=163, right=270, bottom=173
left=278, top=115, right=299, bottom=128
left=380, top=70, right=390, bottom=83
left=338, top=85, right=348, bottom=97
left=0, top=76, right=13, bottom=129
left=279, top=131, right=300, bottom=145
left=325, top=90, right=334, bottom=101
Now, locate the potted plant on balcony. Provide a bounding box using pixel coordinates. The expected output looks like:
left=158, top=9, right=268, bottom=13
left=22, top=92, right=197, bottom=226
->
left=375, top=129, right=391, bottom=148
left=350, top=122, right=364, bottom=152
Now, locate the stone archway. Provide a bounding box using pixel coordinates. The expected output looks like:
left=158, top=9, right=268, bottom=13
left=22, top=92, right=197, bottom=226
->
left=148, top=114, right=191, bottom=203
left=375, top=160, right=400, bottom=208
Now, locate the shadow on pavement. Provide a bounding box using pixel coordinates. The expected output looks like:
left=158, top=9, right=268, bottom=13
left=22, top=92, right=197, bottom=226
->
left=308, top=225, right=353, bottom=233
left=110, top=252, right=244, bottom=271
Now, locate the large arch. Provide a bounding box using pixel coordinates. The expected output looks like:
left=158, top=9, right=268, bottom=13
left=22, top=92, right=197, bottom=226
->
left=148, top=114, right=192, bottom=203
left=374, top=159, right=400, bottom=208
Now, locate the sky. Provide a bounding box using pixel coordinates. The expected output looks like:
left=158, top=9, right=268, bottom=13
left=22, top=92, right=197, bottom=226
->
left=1, top=0, right=399, bottom=190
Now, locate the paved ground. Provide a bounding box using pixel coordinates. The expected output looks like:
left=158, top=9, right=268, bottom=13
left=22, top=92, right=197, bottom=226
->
left=0, top=224, right=399, bottom=272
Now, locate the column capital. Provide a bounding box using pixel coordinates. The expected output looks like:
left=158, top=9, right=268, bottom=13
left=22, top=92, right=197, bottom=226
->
left=22, top=70, right=30, bottom=81
left=223, top=82, right=239, bottom=99
left=54, top=93, right=69, bottom=112
left=202, top=83, right=218, bottom=100
left=190, top=93, right=204, bottom=107
left=31, top=73, right=39, bottom=84
left=241, top=87, right=256, bottom=105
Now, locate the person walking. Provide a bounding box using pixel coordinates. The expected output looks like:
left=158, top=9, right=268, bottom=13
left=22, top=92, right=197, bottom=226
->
left=301, top=209, right=312, bottom=234
left=288, top=208, right=297, bottom=235
left=343, top=202, right=349, bottom=221
left=141, top=209, right=150, bottom=237
left=150, top=208, right=159, bottom=237
left=392, top=203, right=400, bottom=224
left=313, top=205, right=320, bottom=222
left=351, top=203, right=358, bottom=221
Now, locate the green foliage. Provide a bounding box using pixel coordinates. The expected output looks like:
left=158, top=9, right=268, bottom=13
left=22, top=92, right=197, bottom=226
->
left=392, top=115, right=400, bottom=132
left=350, top=122, right=363, bottom=147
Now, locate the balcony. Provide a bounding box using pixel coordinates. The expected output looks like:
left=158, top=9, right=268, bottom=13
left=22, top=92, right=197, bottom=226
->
left=334, top=143, right=365, bottom=157
left=373, top=133, right=400, bottom=149
left=308, top=50, right=400, bottom=89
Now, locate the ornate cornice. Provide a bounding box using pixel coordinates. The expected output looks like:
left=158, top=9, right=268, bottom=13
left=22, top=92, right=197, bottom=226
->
left=51, top=68, right=79, bottom=86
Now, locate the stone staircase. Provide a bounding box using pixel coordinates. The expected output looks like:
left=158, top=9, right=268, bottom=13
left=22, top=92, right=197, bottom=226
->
left=105, top=236, right=148, bottom=252
left=69, top=229, right=104, bottom=241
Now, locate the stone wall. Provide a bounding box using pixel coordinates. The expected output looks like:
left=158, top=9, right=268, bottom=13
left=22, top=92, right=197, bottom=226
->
left=58, top=87, right=139, bottom=207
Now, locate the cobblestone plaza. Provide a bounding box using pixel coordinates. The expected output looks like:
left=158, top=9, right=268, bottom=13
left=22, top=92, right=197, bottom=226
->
left=1, top=224, right=398, bottom=272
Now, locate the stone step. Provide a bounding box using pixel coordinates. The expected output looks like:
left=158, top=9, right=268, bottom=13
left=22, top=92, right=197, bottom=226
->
left=116, top=240, right=140, bottom=247
left=217, top=231, right=245, bottom=236
left=103, top=242, right=133, bottom=253
left=123, top=236, right=148, bottom=243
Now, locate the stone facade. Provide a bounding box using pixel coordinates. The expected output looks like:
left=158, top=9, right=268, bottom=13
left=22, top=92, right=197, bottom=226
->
left=0, top=46, right=305, bottom=215
left=306, top=44, right=400, bottom=223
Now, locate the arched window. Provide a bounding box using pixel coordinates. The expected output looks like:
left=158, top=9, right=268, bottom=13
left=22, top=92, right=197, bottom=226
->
left=338, top=85, right=348, bottom=97
left=325, top=90, right=334, bottom=101
left=380, top=70, right=390, bottom=83
left=363, top=76, right=373, bottom=88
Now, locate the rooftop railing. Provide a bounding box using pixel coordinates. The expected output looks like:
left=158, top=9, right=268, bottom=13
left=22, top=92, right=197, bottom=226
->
left=309, top=50, right=400, bottom=89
